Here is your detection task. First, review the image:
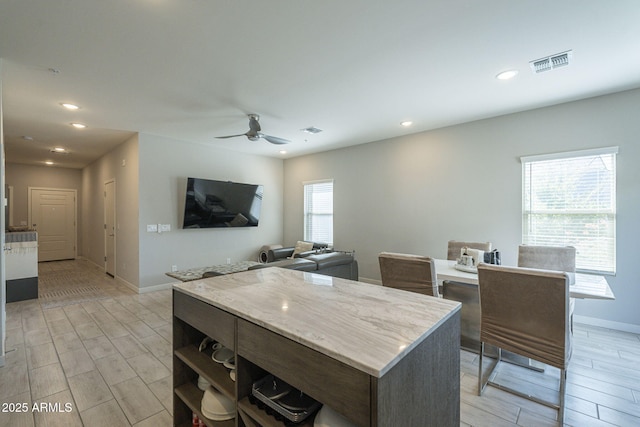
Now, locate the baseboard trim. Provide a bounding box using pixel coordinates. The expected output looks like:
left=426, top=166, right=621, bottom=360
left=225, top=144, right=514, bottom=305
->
left=137, top=282, right=175, bottom=294
left=78, top=256, right=144, bottom=294
left=114, top=276, right=139, bottom=293
left=574, top=315, right=640, bottom=334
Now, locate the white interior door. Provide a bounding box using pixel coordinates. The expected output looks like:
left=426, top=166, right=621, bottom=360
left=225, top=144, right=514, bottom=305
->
left=29, top=188, right=76, bottom=262
left=104, top=180, right=116, bottom=276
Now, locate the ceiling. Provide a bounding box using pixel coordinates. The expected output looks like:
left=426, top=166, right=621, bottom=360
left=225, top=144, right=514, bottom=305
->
left=1, top=1, right=640, bottom=169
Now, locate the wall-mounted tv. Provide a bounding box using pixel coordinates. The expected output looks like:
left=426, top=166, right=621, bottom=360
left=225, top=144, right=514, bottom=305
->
left=182, top=177, right=263, bottom=228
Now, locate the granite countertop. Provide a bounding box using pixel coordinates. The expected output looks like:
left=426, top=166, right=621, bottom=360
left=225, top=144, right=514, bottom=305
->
left=166, top=260, right=261, bottom=281
left=5, top=231, right=38, bottom=243
left=174, top=267, right=460, bottom=377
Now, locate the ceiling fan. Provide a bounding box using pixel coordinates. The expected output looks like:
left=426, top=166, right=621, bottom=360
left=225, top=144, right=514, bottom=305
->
left=216, top=114, right=290, bottom=145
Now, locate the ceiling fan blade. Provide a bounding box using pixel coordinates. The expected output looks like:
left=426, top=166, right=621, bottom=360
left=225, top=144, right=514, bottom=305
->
left=261, top=134, right=290, bottom=145
left=215, top=133, right=247, bottom=139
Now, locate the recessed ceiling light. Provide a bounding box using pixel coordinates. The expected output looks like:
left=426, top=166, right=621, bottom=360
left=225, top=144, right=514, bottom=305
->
left=496, top=70, right=519, bottom=80
left=45, top=161, right=54, bottom=165
left=51, top=147, right=67, bottom=153
left=400, top=121, right=413, bottom=127
left=279, top=150, right=287, bottom=155
left=61, top=103, right=80, bottom=110
left=22, top=136, right=34, bottom=141
left=71, top=123, right=87, bottom=129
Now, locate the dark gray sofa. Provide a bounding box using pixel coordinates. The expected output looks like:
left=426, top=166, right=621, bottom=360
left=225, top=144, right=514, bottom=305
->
left=250, top=246, right=358, bottom=280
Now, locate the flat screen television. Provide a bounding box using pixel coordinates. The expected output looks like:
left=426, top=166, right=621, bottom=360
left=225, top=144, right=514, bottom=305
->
left=182, top=177, right=263, bottom=228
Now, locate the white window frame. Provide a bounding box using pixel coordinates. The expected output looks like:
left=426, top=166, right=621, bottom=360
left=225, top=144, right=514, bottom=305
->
left=303, top=179, right=333, bottom=246
left=521, top=146, right=618, bottom=275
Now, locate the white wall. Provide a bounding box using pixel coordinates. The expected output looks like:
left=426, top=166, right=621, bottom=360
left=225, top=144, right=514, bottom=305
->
left=283, top=88, right=640, bottom=329
left=82, top=134, right=140, bottom=288
left=137, top=134, right=284, bottom=289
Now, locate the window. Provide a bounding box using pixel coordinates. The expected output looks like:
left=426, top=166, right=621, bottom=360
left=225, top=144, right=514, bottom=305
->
left=521, top=147, right=617, bottom=274
left=304, top=180, right=333, bottom=246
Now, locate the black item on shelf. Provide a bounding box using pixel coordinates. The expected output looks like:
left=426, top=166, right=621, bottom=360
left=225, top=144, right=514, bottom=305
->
left=252, top=375, right=321, bottom=424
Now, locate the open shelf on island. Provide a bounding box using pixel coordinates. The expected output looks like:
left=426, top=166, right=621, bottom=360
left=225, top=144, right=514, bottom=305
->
left=175, top=344, right=235, bottom=399
left=174, top=382, right=235, bottom=427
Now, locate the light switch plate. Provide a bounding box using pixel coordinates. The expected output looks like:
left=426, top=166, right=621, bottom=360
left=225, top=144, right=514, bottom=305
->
left=147, top=224, right=158, bottom=232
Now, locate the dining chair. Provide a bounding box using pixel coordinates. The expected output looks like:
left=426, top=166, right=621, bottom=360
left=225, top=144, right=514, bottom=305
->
left=378, top=252, right=439, bottom=297
left=518, top=245, right=576, bottom=333
left=517, top=244, right=576, bottom=272
left=442, top=240, right=492, bottom=351
left=477, top=263, right=571, bottom=424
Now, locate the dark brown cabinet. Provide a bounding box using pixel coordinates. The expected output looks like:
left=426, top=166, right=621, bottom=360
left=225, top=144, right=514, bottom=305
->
left=173, top=288, right=460, bottom=427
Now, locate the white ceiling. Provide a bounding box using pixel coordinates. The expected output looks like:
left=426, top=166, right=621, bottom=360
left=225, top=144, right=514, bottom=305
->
left=2, top=0, right=640, bottom=168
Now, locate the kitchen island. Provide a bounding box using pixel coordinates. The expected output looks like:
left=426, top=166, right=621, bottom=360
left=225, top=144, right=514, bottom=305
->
left=173, top=267, right=461, bottom=427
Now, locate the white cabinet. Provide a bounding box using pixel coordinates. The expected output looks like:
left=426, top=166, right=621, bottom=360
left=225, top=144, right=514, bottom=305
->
left=5, top=231, right=38, bottom=302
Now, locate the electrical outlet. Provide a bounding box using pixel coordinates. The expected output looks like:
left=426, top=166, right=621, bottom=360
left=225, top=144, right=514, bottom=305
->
left=226, top=258, right=231, bottom=265
left=171, top=265, right=178, bottom=272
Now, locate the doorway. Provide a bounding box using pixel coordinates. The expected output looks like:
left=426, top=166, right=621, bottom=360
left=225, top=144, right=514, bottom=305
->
left=104, top=180, right=116, bottom=277
left=28, top=187, right=77, bottom=262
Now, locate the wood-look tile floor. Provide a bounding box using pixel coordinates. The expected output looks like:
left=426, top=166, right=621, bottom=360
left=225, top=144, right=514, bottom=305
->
left=1, top=260, right=173, bottom=427
left=1, top=260, right=639, bottom=426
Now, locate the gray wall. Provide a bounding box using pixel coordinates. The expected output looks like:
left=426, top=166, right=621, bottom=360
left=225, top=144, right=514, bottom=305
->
left=82, top=134, right=140, bottom=288
left=137, top=133, right=284, bottom=289
left=5, top=163, right=83, bottom=252
left=283, top=88, right=640, bottom=330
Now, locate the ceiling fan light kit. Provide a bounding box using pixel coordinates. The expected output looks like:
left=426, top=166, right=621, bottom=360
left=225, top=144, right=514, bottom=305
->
left=216, top=114, right=291, bottom=145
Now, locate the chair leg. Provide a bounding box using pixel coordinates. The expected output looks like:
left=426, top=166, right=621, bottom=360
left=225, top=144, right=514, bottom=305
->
left=480, top=352, right=567, bottom=420
left=477, top=342, right=484, bottom=396
left=478, top=342, right=500, bottom=396
left=559, top=368, right=566, bottom=424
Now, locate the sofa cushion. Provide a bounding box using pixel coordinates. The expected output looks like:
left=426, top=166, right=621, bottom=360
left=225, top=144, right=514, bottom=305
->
left=291, top=240, right=315, bottom=258
left=306, top=252, right=353, bottom=269
left=250, top=258, right=317, bottom=272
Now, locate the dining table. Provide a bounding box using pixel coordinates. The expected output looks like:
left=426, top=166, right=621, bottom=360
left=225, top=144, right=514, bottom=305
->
left=434, top=258, right=615, bottom=300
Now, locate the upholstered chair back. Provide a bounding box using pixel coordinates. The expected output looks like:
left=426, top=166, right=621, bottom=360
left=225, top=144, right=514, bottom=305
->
left=517, top=245, right=576, bottom=272
left=378, top=252, right=438, bottom=297
left=477, top=264, right=571, bottom=369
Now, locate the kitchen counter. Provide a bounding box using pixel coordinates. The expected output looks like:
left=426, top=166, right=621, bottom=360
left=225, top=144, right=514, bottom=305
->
left=173, top=267, right=461, bottom=426
left=166, top=260, right=260, bottom=282
left=174, top=266, right=460, bottom=377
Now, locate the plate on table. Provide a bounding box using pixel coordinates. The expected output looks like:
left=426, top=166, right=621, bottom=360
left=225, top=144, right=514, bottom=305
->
left=454, top=263, right=478, bottom=274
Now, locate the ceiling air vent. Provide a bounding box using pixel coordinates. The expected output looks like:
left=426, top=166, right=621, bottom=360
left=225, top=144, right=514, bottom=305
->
left=301, top=126, right=323, bottom=134
left=530, top=50, right=572, bottom=74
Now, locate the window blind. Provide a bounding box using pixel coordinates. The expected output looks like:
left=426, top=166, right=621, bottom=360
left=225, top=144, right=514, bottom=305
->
left=521, top=147, right=617, bottom=274
left=303, top=180, right=333, bottom=245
